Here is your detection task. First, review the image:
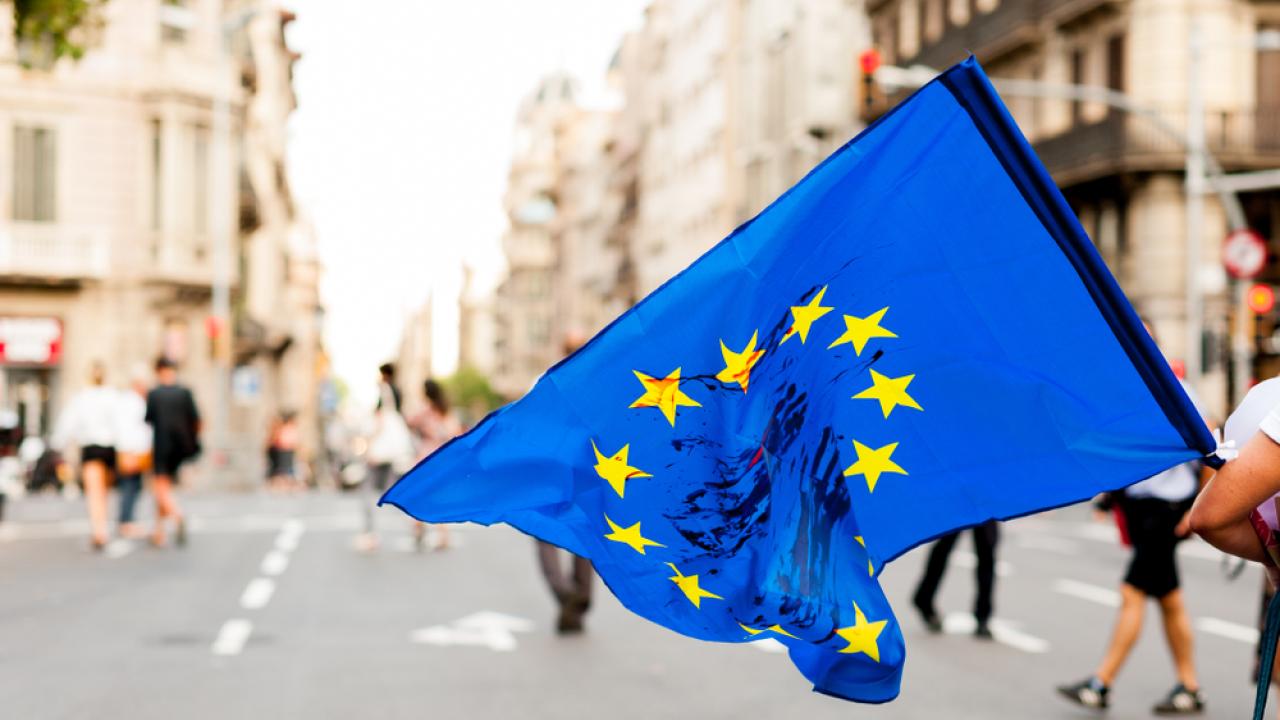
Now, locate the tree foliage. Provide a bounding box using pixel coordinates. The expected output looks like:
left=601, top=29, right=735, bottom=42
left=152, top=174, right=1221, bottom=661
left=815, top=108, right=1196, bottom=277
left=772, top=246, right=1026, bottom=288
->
left=12, top=0, right=104, bottom=65
left=443, top=366, right=504, bottom=426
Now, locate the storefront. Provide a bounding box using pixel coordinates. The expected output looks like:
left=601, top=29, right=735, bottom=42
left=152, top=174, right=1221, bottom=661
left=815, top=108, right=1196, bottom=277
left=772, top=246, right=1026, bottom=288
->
left=0, top=316, right=63, bottom=439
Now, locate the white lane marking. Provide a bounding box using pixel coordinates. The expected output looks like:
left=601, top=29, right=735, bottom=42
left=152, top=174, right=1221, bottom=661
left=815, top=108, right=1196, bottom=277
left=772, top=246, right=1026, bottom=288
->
left=1053, top=579, right=1121, bottom=608
left=104, top=539, right=134, bottom=559
left=0, top=513, right=361, bottom=541
left=950, top=550, right=1014, bottom=577
left=259, top=550, right=290, bottom=576
left=748, top=637, right=788, bottom=654
left=410, top=611, right=534, bottom=652
left=1063, top=523, right=1223, bottom=564
left=1196, top=617, right=1260, bottom=644
left=942, top=614, right=1050, bottom=653
left=211, top=619, right=253, bottom=656
left=239, top=578, right=276, bottom=610
left=274, top=519, right=305, bottom=552
left=1178, top=541, right=1222, bottom=562
left=1071, top=523, right=1121, bottom=543
left=1013, top=534, right=1081, bottom=555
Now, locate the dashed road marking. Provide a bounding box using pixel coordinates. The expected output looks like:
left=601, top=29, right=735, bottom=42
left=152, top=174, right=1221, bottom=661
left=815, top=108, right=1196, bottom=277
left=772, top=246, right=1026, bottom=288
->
left=942, top=614, right=1050, bottom=654
left=211, top=619, right=253, bottom=656
left=240, top=578, right=276, bottom=610
left=1196, top=617, right=1259, bottom=644
left=104, top=539, right=134, bottom=559
left=260, top=550, right=290, bottom=576
left=951, top=550, right=1014, bottom=577
left=1013, top=534, right=1080, bottom=555
left=1053, top=579, right=1120, bottom=608
left=275, top=519, right=305, bottom=552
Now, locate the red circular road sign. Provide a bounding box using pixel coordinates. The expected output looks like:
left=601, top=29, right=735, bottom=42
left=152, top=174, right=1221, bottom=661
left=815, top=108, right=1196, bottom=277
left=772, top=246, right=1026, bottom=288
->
left=1224, top=229, right=1268, bottom=280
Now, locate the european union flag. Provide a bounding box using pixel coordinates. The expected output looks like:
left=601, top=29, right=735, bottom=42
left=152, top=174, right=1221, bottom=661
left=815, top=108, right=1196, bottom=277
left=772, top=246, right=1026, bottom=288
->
left=382, top=58, right=1214, bottom=702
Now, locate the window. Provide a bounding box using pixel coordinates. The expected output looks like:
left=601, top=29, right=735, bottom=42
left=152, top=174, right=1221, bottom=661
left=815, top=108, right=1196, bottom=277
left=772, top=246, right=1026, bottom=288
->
left=150, top=119, right=163, bottom=230
left=1069, top=48, right=1085, bottom=126
left=13, top=125, right=56, bottom=222
left=193, top=124, right=209, bottom=234
left=1106, top=34, right=1126, bottom=93
left=160, top=0, right=193, bottom=43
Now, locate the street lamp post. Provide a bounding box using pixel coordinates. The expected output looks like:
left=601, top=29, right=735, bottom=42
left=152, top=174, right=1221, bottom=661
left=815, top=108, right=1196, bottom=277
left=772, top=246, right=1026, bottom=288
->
left=1184, top=23, right=1206, bottom=386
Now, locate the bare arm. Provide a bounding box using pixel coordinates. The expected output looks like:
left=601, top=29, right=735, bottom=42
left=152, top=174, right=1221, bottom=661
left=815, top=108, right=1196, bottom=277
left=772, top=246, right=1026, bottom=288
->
left=1189, top=429, right=1280, bottom=557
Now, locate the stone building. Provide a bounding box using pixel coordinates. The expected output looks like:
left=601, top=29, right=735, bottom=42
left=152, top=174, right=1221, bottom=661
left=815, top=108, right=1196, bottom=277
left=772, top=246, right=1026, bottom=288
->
left=0, top=0, right=322, bottom=482
left=632, top=0, right=866, bottom=296
left=866, top=0, right=1280, bottom=416
left=491, top=74, right=577, bottom=399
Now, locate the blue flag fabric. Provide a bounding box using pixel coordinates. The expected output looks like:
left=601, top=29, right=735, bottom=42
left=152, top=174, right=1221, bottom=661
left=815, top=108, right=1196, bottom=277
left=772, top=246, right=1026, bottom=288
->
left=382, top=58, right=1215, bottom=702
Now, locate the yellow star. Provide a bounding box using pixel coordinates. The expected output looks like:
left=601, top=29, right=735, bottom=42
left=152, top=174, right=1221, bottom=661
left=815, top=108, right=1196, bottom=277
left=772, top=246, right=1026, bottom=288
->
left=843, top=440, right=906, bottom=492
left=603, top=515, right=665, bottom=555
left=630, top=368, right=702, bottom=426
left=855, top=535, right=874, bottom=576
left=666, top=562, right=722, bottom=608
left=591, top=440, right=652, bottom=498
left=853, top=369, right=923, bottom=418
left=716, top=331, right=765, bottom=393
left=780, top=286, right=833, bottom=345
left=739, top=623, right=798, bottom=638
left=835, top=603, right=888, bottom=662
left=827, top=307, right=897, bottom=355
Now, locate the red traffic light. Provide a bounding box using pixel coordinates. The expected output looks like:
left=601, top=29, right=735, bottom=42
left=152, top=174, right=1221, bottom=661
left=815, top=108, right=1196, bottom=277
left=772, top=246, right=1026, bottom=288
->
left=1248, top=284, right=1276, bottom=314
left=859, top=48, right=882, bottom=75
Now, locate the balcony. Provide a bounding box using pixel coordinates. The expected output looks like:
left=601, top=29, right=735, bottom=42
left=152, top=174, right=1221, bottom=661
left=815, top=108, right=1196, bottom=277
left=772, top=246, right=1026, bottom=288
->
left=0, top=224, right=109, bottom=283
left=1033, top=109, right=1280, bottom=188
left=911, top=0, right=1044, bottom=69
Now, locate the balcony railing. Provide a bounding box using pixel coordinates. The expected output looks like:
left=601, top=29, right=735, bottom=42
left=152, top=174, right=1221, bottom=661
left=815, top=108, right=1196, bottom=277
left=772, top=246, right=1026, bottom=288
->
left=0, top=224, right=109, bottom=281
left=1033, top=109, right=1280, bottom=187
left=911, top=0, right=1044, bottom=68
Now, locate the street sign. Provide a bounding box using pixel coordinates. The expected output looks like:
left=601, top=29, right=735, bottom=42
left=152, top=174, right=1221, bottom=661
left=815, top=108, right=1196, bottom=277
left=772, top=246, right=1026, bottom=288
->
left=409, top=611, right=534, bottom=652
left=1223, top=229, right=1268, bottom=280
left=0, top=317, right=62, bottom=366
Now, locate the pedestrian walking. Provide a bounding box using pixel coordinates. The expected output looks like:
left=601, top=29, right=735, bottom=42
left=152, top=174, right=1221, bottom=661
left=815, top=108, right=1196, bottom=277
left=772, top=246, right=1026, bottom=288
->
left=114, top=366, right=152, bottom=539
left=144, top=357, right=199, bottom=548
left=911, top=520, right=1000, bottom=638
left=1058, top=370, right=1210, bottom=714
left=535, top=332, right=594, bottom=634
left=407, top=378, right=461, bottom=550
left=52, top=362, right=121, bottom=550
left=357, top=363, right=412, bottom=551
left=266, top=410, right=301, bottom=493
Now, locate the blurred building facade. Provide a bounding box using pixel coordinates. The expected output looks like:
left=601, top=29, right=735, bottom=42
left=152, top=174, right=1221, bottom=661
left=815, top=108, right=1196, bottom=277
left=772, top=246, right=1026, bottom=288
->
left=488, top=1, right=869, bottom=394
left=457, top=265, right=497, bottom=377
left=491, top=74, right=576, bottom=398
left=229, top=2, right=325, bottom=480
left=0, top=0, right=323, bottom=480
left=633, top=0, right=866, bottom=295
left=867, top=0, right=1280, bottom=417
left=394, top=296, right=433, bottom=417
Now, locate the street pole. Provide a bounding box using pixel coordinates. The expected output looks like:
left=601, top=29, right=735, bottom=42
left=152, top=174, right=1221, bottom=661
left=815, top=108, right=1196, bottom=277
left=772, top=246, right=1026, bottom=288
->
left=1184, top=22, right=1206, bottom=387
left=211, top=78, right=231, bottom=484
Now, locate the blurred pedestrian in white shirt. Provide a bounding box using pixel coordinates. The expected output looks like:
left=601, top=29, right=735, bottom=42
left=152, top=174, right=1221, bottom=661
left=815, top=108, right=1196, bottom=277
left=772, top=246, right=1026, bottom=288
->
left=52, top=362, right=123, bottom=551
left=115, top=366, right=152, bottom=539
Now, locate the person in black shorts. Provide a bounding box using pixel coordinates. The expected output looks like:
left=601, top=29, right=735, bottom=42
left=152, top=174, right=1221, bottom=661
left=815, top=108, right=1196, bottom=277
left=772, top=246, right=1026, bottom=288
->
left=145, top=357, right=200, bottom=547
left=1058, top=372, right=1210, bottom=715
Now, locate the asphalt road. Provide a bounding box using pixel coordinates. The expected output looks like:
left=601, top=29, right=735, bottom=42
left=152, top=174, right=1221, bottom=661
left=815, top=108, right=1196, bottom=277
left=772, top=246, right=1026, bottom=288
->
left=0, top=489, right=1271, bottom=719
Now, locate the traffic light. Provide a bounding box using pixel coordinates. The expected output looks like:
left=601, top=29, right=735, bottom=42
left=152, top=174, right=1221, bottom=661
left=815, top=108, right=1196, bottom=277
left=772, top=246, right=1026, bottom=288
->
left=858, top=48, right=883, bottom=123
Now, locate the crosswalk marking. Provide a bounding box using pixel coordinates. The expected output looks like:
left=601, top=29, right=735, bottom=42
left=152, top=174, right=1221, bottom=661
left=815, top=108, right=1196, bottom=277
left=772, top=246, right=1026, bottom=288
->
left=1053, top=579, right=1120, bottom=607
left=942, top=614, right=1050, bottom=654
left=1195, top=617, right=1259, bottom=644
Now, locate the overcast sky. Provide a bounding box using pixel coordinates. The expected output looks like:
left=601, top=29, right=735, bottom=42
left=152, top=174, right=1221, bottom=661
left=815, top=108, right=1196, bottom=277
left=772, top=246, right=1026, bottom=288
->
left=283, top=1, right=646, bottom=404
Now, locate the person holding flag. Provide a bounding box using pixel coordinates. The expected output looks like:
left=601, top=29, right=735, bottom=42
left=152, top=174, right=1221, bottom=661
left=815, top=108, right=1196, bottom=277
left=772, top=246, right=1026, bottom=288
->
left=382, top=58, right=1216, bottom=703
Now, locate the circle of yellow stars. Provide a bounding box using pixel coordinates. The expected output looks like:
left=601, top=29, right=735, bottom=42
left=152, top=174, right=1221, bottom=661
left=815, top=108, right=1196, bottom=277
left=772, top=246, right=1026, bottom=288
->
left=587, top=283, right=915, bottom=663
